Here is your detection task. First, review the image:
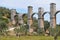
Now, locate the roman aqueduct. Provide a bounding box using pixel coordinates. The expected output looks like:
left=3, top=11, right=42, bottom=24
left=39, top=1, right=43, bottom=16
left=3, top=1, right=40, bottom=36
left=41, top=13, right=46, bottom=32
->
left=11, top=3, right=60, bottom=32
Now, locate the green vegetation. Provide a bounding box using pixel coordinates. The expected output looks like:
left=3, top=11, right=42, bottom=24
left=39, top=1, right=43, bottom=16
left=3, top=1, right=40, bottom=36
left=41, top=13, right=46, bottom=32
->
left=0, top=7, right=19, bottom=36
left=44, top=21, right=50, bottom=31
left=0, top=36, right=60, bottom=40
left=0, top=7, right=10, bottom=35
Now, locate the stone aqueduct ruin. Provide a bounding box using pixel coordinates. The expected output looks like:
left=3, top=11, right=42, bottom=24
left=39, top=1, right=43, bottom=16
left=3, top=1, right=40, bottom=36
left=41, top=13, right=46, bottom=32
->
left=11, top=3, right=60, bottom=32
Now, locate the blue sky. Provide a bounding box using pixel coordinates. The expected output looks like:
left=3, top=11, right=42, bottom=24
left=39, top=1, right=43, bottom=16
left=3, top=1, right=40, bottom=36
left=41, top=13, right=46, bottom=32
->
left=0, top=0, right=60, bottom=24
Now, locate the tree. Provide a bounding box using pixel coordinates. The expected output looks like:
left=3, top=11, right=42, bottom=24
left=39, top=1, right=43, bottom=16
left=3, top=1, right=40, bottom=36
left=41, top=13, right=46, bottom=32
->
left=0, top=7, right=11, bottom=19
left=32, top=17, right=38, bottom=32
left=0, top=7, right=11, bottom=35
left=14, top=24, right=28, bottom=36
left=0, top=21, right=8, bottom=35
left=44, top=21, right=50, bottom=31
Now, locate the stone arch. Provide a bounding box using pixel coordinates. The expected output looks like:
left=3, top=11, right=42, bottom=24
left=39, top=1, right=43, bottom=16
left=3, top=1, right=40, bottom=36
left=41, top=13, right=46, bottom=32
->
left=14, top=14, right=18, bottom=20
left=22, top=14, right=28, bottom=24
left=42, top=12, right=50, bottom=34
left=31, top=13, right=38, bottom=32
left=14, top=14, right=19, bottom=25
left=31, top=13, right=38, bottom=20
left=42, top=12, right=50, bottom=16
left=42, top=12, right=50, bottom=25
left=22, top=14, right=27, bottom=18
left=54, top=10, right=60, bottom=25
left=55, top=11, right=60, bottom=16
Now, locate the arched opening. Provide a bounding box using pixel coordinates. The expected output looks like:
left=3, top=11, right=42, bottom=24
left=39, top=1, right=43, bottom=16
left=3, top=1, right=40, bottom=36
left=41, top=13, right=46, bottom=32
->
left=22, top=14, right=27, bottom=18
left=22, top=14, right=28, bottom=24
left=42, top=12, right=50, bottom=33
left=14, top=14, right=19, bottom=26
left=31, top=13, right=38, bottom=19
left=55, top=11, right=60, bottom=27
left=31, top=13, right=38, bottom=32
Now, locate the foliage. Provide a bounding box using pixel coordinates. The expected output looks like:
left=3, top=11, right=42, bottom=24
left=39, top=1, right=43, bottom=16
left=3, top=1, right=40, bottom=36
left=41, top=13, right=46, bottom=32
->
left=0, top=21, right=7, bottom=30
left=0, top=7, right=11, bottom=35
left=14, top=24, right=29, bottom=35
left=0, top=36, right=60, bottom=40
left=49, top=26, right=60, bottom=36
left=0, top=7, right=11, bottom=18
left=44, top=21, right=50, bottom=31
left=32, top=18, right=38, bottom=32
left=56, top=26, right=60, bottom=35
left=0, top=21, right=8, bottom=35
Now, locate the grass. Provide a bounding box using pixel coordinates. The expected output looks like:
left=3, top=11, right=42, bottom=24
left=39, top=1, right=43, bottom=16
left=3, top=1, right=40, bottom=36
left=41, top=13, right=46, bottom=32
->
left=0, top=36, right=60, bottom=40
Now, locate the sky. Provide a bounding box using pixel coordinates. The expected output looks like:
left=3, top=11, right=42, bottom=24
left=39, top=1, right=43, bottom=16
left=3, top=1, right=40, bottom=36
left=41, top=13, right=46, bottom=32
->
left=0, top=0, right=60, bottom=24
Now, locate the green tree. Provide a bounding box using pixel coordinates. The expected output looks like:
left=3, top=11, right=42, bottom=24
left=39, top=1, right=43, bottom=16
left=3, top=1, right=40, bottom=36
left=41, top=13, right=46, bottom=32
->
left=44, top=21, right=50, bottom=31
left=0, top=21, right=8, bottom=35
left=14, top=24, right=28, bottom=36
left=32, top=17, right=38, bottom=32
left=0, top=7, right=11, bottom=19
left=0, top=7, right=11, bottom=35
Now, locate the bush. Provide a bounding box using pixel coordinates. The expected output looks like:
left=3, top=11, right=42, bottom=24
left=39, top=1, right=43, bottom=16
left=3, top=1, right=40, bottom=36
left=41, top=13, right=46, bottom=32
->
left=37, top=28, right=45, bottom=36
left=49, top=26, right=60, bottom=36
left=0, top=21, right=8, bottom=35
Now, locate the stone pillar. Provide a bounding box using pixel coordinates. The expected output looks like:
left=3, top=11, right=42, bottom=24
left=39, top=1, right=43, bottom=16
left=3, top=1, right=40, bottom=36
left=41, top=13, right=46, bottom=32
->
left=18, top=14, right=23, bottom=25
left=50, top=3, right=56, bottom=28
left=38, top=7, right=44, bottom=29
left=11, top=9, right=16, bottom=25
left=27, top=6, right=33, bottom=33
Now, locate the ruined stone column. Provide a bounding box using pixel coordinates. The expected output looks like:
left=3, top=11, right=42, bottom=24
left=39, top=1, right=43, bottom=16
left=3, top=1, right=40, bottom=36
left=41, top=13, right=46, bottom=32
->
left=11, top=9, right=16, bottom=25
left=18, top=14, right=23, bottom=25
left=27, top=6, right=33, bottom=33
left=38, top=7, right=44, bottom=29
left=50, top=3, right=56, bottom=28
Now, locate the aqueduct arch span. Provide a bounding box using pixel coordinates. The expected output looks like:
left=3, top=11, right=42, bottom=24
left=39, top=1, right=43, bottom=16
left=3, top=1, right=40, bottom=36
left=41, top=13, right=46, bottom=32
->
left=31, top=13, right=38, bottom=20
left=42, top=12, right=50, bottom=27
left=42, top=12, right=50, bottom=16
left=55, top=11, right=60, bottom=16
left=55, top=11, right=60, bottom=25
left=11, top=3, right=60, bottom=33
left=27, top=3, right=59, bottom=31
